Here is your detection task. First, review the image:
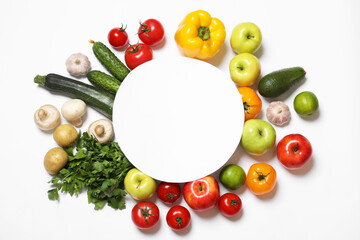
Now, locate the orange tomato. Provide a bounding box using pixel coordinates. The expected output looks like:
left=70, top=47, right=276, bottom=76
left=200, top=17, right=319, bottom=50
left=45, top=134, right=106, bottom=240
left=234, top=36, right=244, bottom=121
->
left=237, top=87, right=262, bottom=121
left=246, top=163, right=276, bottom=195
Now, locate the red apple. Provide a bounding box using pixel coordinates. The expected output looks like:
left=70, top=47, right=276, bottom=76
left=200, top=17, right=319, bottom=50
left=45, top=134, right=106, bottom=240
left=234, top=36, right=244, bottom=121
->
left=183, top=176, right=220, bottom=212
left=277, top=134, right=312, bottom=169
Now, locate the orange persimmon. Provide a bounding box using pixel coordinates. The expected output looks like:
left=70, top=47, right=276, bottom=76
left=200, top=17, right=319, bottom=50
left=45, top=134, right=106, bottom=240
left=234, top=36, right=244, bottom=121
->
left=237, top=87, right=262, bottom=121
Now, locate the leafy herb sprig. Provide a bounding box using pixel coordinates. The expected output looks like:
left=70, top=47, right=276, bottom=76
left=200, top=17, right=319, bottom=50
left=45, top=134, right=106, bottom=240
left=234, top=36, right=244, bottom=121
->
left=48, top=132, right=133, bottom=210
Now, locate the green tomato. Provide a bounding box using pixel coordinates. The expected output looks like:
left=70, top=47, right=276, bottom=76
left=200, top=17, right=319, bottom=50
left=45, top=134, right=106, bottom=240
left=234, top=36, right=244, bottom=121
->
left=293, top=91, right=319, bottom=117
left=219, top=164, right=246, bottom=190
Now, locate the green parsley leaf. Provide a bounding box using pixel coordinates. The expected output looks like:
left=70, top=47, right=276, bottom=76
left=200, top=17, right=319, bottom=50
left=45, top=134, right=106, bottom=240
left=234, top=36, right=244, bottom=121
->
left=47, top=131, right=134, bottom=210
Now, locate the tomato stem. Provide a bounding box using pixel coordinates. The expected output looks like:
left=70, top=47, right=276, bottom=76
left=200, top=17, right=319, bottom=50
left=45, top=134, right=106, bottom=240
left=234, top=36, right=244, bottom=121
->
left=138, top=21, right=152, bottom=40
left=230, top=199, right=240, bottom=206
left=137, top=202, right=157, bottom=225
left=176, top=216, right=183, bottom=228
left=120, top=23, right=127, bottom=32
left=243, top=101, right=257, bottom=115
left=254, top=170, right=271, bottom=181
left=126, top=42, right=142, bottom=53
left=164, top=193, right=178, bottom=203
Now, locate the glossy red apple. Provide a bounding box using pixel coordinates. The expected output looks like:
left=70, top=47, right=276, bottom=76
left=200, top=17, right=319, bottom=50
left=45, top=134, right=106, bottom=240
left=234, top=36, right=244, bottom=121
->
left=277, top=134, right=312, bottom=169
left=183, top=176, right=220, bottom=212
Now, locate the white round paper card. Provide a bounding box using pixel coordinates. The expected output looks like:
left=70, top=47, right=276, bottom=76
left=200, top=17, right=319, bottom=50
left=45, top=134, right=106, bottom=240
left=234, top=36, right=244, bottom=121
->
left=113, top=57, right=244, bottom=183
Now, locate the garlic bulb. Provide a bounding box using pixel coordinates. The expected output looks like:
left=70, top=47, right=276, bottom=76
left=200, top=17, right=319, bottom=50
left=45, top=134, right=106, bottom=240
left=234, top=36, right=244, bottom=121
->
left=65, top=53, right=91, bottom=76
left=266, top=101, right=291, bottom=126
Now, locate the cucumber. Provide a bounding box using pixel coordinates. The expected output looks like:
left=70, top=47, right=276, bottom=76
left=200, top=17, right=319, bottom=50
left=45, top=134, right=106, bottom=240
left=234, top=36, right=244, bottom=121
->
left=87, top=70, right=120, bottom=95
left=258, top=67, right=306, bottom=98
left=34, top=73, right=114, bottom=119
left=90, top=40, right=130, bottom=81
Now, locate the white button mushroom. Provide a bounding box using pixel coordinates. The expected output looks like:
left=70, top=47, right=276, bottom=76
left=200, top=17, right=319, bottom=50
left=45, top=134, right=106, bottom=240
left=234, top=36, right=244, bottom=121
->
left=88, top=119, right=114, bottom=144
left=34, top=104, right=61, bottom=131
left=65, top=53, right=91, bottom=76
left=61, top=99, right=87, bottom=127
left=266, top=101, right=291, bottom=126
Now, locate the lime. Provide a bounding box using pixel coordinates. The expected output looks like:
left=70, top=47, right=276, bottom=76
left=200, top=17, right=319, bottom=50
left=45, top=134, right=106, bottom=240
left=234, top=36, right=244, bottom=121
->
left=219, top=164, right=246, bottom=190
left=293, top=91, right=319, bottom=117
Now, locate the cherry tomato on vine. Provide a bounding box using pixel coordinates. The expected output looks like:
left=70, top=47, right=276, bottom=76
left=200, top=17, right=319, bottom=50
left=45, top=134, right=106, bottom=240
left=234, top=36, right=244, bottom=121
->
left=246, top=163, right=277, bottom=195
left=218, top=193, right=242, bottom=217
left=131, top=201, right=159, bottom=229
left=157, top=182, right=181, bottom=204
left=166, top=205, right=191, bottom=231
left=124, top=43, right=153, bottom=70
left=237, top=87, right=262, bottom=121
left=138, top=19, right=165, bottom=47
left=108, top=25, right=129, bottom=49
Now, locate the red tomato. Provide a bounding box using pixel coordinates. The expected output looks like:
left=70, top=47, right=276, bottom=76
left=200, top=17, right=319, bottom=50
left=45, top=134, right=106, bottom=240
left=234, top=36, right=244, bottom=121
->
left=218, top=193, right=242, bottom=217
left=131, top=201, right=159, bottom=229
left=166, top=205, right=191, bottom=231
left=138, top=19, right=165, bottom=47
left=108, top=25, right=129, bottom=49
left=157, top=182, right=181, bottom=204
left=125, top=43, right=153, bottom=70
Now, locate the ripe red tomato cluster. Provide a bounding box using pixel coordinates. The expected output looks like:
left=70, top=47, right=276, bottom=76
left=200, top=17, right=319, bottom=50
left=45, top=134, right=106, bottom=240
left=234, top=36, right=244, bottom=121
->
left=131, top=182, right=191, bottom=231
left=107, top=19, right=165, bottom=70
left=131, top=177, right=245, bottom=231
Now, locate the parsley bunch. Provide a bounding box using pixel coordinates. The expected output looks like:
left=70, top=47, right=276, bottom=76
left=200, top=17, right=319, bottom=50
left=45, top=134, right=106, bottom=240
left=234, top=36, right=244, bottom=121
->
left=48, top=132, right=134, bottom=210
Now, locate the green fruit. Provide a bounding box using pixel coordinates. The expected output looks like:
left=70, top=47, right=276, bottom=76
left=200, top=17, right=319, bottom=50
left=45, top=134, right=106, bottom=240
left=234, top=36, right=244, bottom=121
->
left=294, top=91, right=319, bottom=117
left=219, top=164, right=246, bottom=190
left=258, top=67, right=306, bottom=98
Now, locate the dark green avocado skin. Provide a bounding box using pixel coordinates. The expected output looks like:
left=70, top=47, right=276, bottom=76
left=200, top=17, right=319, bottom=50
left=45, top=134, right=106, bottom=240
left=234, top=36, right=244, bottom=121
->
left=258, top=67, right=306, bottom=98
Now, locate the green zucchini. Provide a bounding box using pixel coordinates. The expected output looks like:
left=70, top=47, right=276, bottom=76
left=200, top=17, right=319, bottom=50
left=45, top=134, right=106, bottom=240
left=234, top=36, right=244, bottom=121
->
left=34, top=73, right=114, bottom=119
left=90, top=40, right=130, bottom=81
left=87, top=70, right=120, bottom=95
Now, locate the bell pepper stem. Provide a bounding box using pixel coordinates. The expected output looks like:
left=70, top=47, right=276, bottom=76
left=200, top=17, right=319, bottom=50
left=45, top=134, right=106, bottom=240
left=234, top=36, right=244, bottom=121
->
left=198, top=26, right=210, bottom=41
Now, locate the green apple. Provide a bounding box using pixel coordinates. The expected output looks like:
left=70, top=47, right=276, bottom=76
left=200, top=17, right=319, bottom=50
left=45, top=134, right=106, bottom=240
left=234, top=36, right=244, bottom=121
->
left=241, top=119, right=276, bottom=156
left=219, top=164, right=246, bottom=190
left=230, top=22, right=262, bottom=54
left=124, top=168, right=157, bottom=200
left=229, top=53, right=261, bottom=87
left=293, top=91, right=319, bottom=117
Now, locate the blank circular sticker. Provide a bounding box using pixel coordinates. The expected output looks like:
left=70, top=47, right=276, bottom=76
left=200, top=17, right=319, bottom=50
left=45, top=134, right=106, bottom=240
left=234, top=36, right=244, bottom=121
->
left=113, top=57, right=244, bottom=182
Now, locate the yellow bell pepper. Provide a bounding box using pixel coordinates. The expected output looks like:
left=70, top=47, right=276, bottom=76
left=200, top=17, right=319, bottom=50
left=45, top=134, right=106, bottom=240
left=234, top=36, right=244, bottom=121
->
left=174, top=10, right=226, bottom=61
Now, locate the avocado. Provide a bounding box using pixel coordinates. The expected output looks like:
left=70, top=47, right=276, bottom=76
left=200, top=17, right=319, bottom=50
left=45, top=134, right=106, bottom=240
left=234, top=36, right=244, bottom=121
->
left=258, top=67, right=306, bottom=98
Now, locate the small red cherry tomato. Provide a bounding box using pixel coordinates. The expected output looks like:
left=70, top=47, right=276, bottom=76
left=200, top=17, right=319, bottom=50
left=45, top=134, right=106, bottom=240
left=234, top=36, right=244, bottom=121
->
left=157, top=182, right=181, bottom=204
left=108, top=25, right=129, bottom=49
left=131, top=201, right=159, bottom=229
left=166, top=205, right=191, bottom=231
left=124, top=43, right=153, bottom=70
left=138, top=19, right=165, bottom=47
left=218, top=193, right=242, bottom=217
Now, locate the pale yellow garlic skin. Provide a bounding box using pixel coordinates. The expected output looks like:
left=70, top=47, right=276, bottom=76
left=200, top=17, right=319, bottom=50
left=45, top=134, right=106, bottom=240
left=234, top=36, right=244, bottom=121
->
left=65, top=53, right=91, bottom=76
left=266, top=101, right=291, bottom=126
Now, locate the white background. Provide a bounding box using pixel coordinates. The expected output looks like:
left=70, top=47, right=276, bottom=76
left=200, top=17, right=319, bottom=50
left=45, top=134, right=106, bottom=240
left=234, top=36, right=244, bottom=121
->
left=1, top=0, right=360, bottom=239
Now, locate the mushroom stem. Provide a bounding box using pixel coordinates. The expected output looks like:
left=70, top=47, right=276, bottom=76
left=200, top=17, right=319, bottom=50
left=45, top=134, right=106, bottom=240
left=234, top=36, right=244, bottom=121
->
left=38, top=109, right=47, bottom=120
left=95, top=125, right=105, bottom=136
left=71, top=118, right=83, bottom=127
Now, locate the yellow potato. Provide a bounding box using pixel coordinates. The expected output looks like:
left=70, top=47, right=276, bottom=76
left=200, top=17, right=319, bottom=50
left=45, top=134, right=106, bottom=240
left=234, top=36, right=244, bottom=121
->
left=44, top=147, right=68, bottom=175
left=53, top=124, right=78, bottom=147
